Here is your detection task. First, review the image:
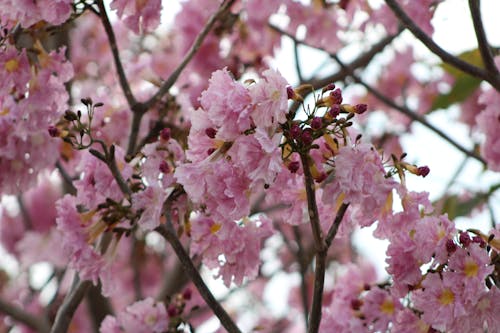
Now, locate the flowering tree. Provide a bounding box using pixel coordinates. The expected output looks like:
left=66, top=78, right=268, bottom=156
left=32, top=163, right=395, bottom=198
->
left=0, top=0, right=499, bottom=332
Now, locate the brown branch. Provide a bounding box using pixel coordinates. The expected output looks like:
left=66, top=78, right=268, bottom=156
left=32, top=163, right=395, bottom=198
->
left=468, top=0, right=498, bottom=75
left=155, top=223, right=242, bottom=333
left=142, top=0, right=236, bottom=111
left=325, top=203, right=349, bottom=248
left=293, top=226, right=310, bottom=328
left=298, top=152, right=326, bottom=333
left=50, top=278, right=92, bottom=333
left=0, top=297, right=50, bottom=333
left=384, top=0, right=500, bottom=91
left=331, top=54, right=487, bottom=165
left=96, top=0, right=136, bottom=108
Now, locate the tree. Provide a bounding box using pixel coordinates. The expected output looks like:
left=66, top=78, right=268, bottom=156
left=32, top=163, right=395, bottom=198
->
left=0, top=0, right=499, bottom=332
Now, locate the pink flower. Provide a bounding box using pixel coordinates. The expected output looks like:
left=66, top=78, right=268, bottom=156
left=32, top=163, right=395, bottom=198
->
left=476, top=57, right=500, bottom=171
left=323, top=143, right=396, bottom=227
left=412, top=272, right=466, bottom=331
left=199, top=68, right=252, bottom=141
left=100, top=298, right=168, bottom=333
left=190, top=214, right=273, bottom=287
left=448, top=243, right=493, bottom=303
left=361, top=288, right=402, bottom=332
left=392, top=308, right=430, bottom=333
left=110, top=0, right=162, bottom=34
left=249, top=69, right=289, bottom=129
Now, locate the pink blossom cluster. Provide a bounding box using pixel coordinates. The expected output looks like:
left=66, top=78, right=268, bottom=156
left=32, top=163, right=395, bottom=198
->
left=0, top=43, right=73, bottom=193
left=0, top=0, right=73, bottom=28
left=100, top=297, right=168, bottom=333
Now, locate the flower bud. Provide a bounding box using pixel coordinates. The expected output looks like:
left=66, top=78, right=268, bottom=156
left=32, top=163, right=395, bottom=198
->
left=205, top=127, right=217, bottom=139
left=288, top=161, right=300, bottom=173
left=311, top=117, right=323, bottom=130
left=160, top=128, right=171, bottom=141
left=48, top=125, right=60, bottom=137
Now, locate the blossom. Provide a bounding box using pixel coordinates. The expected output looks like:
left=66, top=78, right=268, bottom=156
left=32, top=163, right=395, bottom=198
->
left=322, top=143, right=396, bottom=227
left=100, top=298, right=168, bottom=333
left=190, top=214, right=273, bottom=287
left=249, top=69, right=289, bottom=129
left=412, top=272, right=466, bottom=331
left=447, top=243, right=493, bottom=303
left=110, top=0, right=162, bottom=34
left=199, top=68, right=252, bottom=141
left=361, top=288, right=402, bottom=332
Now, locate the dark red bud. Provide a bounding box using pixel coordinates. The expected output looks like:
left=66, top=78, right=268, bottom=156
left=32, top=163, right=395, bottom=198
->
left=417, top=166, right=430, bottom=177
left=472, top=236, right=486, bottom=248
left=328, top=105, right=340, bottom=118
left=331, top=88, right=343, bottom=105
left=182, top=288, right=192, bottom=300
left=48, top=125, right=59, bottom=137
left=459, top=231, right=471, bottom=247
left=286, top=85, right=295, bottom=99
left=289, top=123, right=302, bottom=139
left=288, top=161, right=300, bottom=173
left=311, top=117, right=323, bottom=130
left=354, top=103, right=367, bottom=114
left=167, top=304, right=178, bottom=317
left=350, top=299, right=362, bottom=310
left=205, top=127, right=217, bottom=139
left=301, top=129, right=313, bottom=146
left=207, top=148, right=216, bottom=155
left=446, top=239, right=457, bottom=253
left=160, top=128, right=171, bottom=141
left=159, top=160, right=170, bottom=173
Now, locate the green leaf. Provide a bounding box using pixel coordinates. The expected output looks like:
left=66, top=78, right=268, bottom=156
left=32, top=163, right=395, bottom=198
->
left=437, top=183, right=500, bottom=220
left=430, top=49, right=484, bottom=111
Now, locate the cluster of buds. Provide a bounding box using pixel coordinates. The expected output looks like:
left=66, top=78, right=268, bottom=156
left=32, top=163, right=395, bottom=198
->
left=166, top=288, right=193, bottom=331
left=48, top=97, right=103, bottom=150
left=283, top=83, right=367, bottom=154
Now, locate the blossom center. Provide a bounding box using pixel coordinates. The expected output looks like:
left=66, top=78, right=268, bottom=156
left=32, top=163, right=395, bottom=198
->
left=464, top=260, right=479, bottom=277
left=380, top=299, right=395, bottom=315
left=438, top=288, right=455, bottom=305
left=5, top=58, right=19, bottom=72
left=210, top=223, right=221, bottom=234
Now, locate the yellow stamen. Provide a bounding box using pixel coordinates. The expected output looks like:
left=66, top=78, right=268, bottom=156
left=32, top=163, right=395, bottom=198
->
left=438, top=288, right=455, bottom=305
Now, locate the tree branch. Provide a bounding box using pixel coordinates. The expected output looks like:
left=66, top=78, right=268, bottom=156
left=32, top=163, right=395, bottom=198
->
left=325, top=203, right=349, bottom=248
left=298, top=152, right=326, bottom=333
left=468, top=0, right=498, bottom=75
left=331, top=54, right=487, bottom=165
left=155, top=223, right=242, bottom=333
left=293, top=226, right=310, bottom=328
left=50, top=278, right=92, bottom=333
left=142, top=0, right=236, bottom=111
left=0, top=297, right=50, bottom=333
left=384, top=0, right=500, bottom=90
left=96, top=0, right=136, bottom=108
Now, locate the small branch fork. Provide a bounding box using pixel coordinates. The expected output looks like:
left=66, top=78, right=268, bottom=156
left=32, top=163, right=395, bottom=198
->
left=384, top=0, right=500, bottom=91
left=96, top=0, right=236, bottom=156
left=299, top=153, right=349, bottom=333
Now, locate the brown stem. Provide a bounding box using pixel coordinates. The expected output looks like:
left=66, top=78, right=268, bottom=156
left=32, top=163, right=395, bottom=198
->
left=298, top=152, right=326, bottom=333
left=155, top=223, right=242, bottom=333
left=384, top=0, right=500, bottom=90
left=0, top=297, right=50, bottom=333
left=50, top=278, right=92, bottom=333
left=468, top=0, right=499, bottom=75
left=142, top=0, right=236, bottom=111
left=293, top=226, right=310, bottom=328
left=325, top=203, right=349, bottom=248
left=96, top=0, right=136, bottom=108
left=331, top=54, right=487, bottom=165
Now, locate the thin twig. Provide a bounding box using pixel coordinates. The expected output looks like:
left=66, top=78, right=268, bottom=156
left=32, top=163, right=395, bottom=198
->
left=50, top=278, right=92, bottom=333
left=16, top=195, right=33, bottom=230
left=96, top=0, right=136, bottom=108
left=331, top=54, right=487, bottom=165
left=384, top=0, right=500, bottom=90
left=325, top=203, right=349, bottom=248
left=56, top=160, right=77, bottom=195
left=468, top=0, right=498, bottom=75
left=293, top=40, right=304, bottom=83
left=293, top=226, right=310, bottom=328
left=142, top=0, right=236, bottom=111
left=155, top=223, right=242, bottom=333
left=0, top=297, right=50, bottom=333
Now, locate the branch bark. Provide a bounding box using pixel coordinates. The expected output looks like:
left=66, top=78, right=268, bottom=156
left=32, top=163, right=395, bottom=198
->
left=384, top=0, right=500, bottom=90
left=155, top=223, right=242, bottom=333
left=0, top=297, right=50, bottom=333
